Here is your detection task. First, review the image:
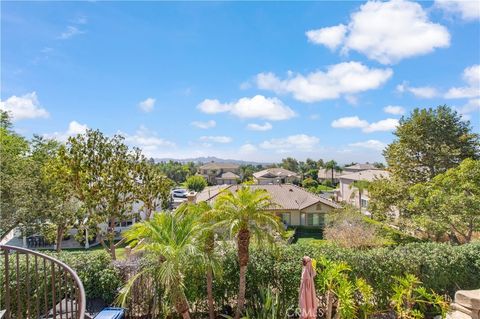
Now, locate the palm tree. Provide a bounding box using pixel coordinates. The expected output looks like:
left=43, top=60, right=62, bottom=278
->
left=350, top=180, right=370, bottom=210
left=213, top=186, right=283, bottom=319
left=177, top=202, right=220, bottom=319
left=120, top=211, right=202, bottom=319
left=324, top=160, right=341, bottom=185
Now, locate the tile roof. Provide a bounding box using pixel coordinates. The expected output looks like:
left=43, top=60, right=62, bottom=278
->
left=344, top=163, right=379, bottom=171
left=340, top=169, right=390, bottom=182
left=253, top=167, right=299, bottom=179
left=195, top=183, right=340, bottom=210
left=217, top=171, right=240, bottom=179
left=199, top=162, right=240, bottom=170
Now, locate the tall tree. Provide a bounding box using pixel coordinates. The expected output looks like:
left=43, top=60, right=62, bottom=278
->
left=280, top=157, right=299, bottom=172
left=384, top=105, right=479, bottom=184
left=213, top=187, right=283, bottom=319
left=409, top=158, right=480, bottom=243
left=350, top=180, right=371, bottom=210
left=178, top=202, right=220, bottom=319
left=55, top=130, right=140, bottom=259
left=0, top=112, right=31, bottom=238
left=325, top=160, right=341, bottom=185
left=136, top=159, right=173, bottom=220
left=122, top=210, right=203, bottom=319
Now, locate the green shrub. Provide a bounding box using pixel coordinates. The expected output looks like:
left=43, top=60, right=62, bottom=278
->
left=51, top=251, right=122, bottom=303
left=183, top=241, right=480, bottom=313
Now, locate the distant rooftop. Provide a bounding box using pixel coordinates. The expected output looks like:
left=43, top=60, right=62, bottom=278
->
left=218, top=171, right=240, bottom=179
left=340, top=169, right=390, bottom=182
left=195, top=184, right=340, bottom=210
left=253, top=167, right=299, bottom=179
left=199, top=162, right=240, bottom=170
left=344, top=163, right=380, bottom=170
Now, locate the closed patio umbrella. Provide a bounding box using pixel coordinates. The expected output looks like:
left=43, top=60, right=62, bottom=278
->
left=299, top=256, right=318, bottom=319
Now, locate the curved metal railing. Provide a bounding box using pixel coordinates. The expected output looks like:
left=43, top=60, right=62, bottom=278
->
left=0, top=245, right=86, bottom=319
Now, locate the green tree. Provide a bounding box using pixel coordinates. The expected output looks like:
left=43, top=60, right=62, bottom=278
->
left=136, top=159, right=174, bottom=220
left=55, top=130, right=141, bottom=259
left=0, top=112, right=31, bottom=238
left=34, top=136, right=83, bottom=252
left=324, top=160, right=341, bottom=185
left=178, top=202, right=221, bottom=319
left=213, top=187, right=283, bottom=319
left=350, top=180, right=371, bottom=210
left=302, top=177, right=318, bottom=189
left=384, top=105, right=479, bottom=184
left=409, top=158, right=480, bottom=243
left=280, top=157, right=299, bottom=172
left=122, top=210, right=203, bottom=319
left=185, top=175, right=208, bottom=192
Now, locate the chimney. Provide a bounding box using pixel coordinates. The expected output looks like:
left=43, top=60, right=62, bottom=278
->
left=187, top=191, right=197, bottom=203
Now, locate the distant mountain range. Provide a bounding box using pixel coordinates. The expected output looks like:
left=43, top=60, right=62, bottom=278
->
left=154, top=156, right=269, bottom=166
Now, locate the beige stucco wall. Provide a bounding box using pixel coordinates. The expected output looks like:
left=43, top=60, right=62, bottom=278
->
left=276, top=202, right=334, bottom=226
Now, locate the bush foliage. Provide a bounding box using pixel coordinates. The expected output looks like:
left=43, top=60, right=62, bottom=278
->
left=184, top=241, right=480, bottom=312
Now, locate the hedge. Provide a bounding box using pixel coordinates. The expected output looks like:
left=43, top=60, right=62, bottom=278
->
left=184, top=241, right=480, bottom=312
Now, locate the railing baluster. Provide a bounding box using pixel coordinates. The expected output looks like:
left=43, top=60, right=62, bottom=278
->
left=4, top=248, right=11, bottom=319
left=59, top=263, right=64, bottom=319
left=44, top=258, right=49, bottom=319
left=1, top=245, right=85, bottom=319
left=52, top=260, right=57, bottom=319
left=70, top=276, right=74, bottom=319
left=35, top=255, right=40, bottom=319
left=26, top=253, right=31, bottom=318
left=16, top=252, right=23, bottom=319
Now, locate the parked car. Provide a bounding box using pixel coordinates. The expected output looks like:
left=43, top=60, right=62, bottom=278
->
left=171, top=188, right=188, bottom=198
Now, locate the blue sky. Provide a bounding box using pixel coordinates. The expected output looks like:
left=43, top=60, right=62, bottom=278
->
left=1, top=0, right=479, bottom=163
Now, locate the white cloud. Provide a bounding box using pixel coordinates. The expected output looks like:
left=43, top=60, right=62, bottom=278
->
left=308, top=0, right=450, bottom=64
left=445, top=64, right=480, bottom=99
left=331, top=116, right=369, bottom=129
left=384, top=105, right=406, bottom=115
left=0, top=92, right=49, bottom=121
left=435, top=0, right=480, bottom=21
left=44, top=121, right=88, bottom=141
left=197, top=95, right=296, bottom=121
left=199, top=136, right=233, bottom=144
left=259, top=134, right=320, bottom=153
left=396, top=82, right=439, bottom=98
left=58, top=26, right=85, bottom=40
left=363, top=118, right=399, bottom=133
left=457, top=98, right=480, bottom=120
left=246, top=122, right=272, bottom=131
left=256, top=62, right=392, bottom=103
left=191, top=120, right=216, bottom=129
left=349, top=139, right=387, bottom=151
left=138, top=98, right=156, bottom=112
left=331, top=116, right=399, bottom=133
left=240, top=143, right=258, bottom=154
left=123, top=126, right=175, bottom=158
left=306, top=24, right=347, bottom=50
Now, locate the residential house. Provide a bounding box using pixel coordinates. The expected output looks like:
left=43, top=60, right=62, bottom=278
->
left=253, top=167, right=300, bottom=185
left=317, top=168, right=343, bottom=184
left=342, top=163, right=380, bottom=174
left=198, top=162, right=241, bottom=185
left=337, top=169, right=390, bottom=211
left=193, top=184, right=340, bottom=227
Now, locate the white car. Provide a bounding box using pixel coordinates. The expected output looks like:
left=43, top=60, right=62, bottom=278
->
left=171, top=188, right=188, bottom=198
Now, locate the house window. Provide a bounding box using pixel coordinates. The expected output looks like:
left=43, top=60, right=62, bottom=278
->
left=280, top=212, right=291, bottom=225
left=306, top=213, right=323, bottom=226
left=361, top=199, right=368, bottom=208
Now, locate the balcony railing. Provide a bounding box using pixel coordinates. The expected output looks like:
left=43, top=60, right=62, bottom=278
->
left=0, top=245, right=86, bottom=319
